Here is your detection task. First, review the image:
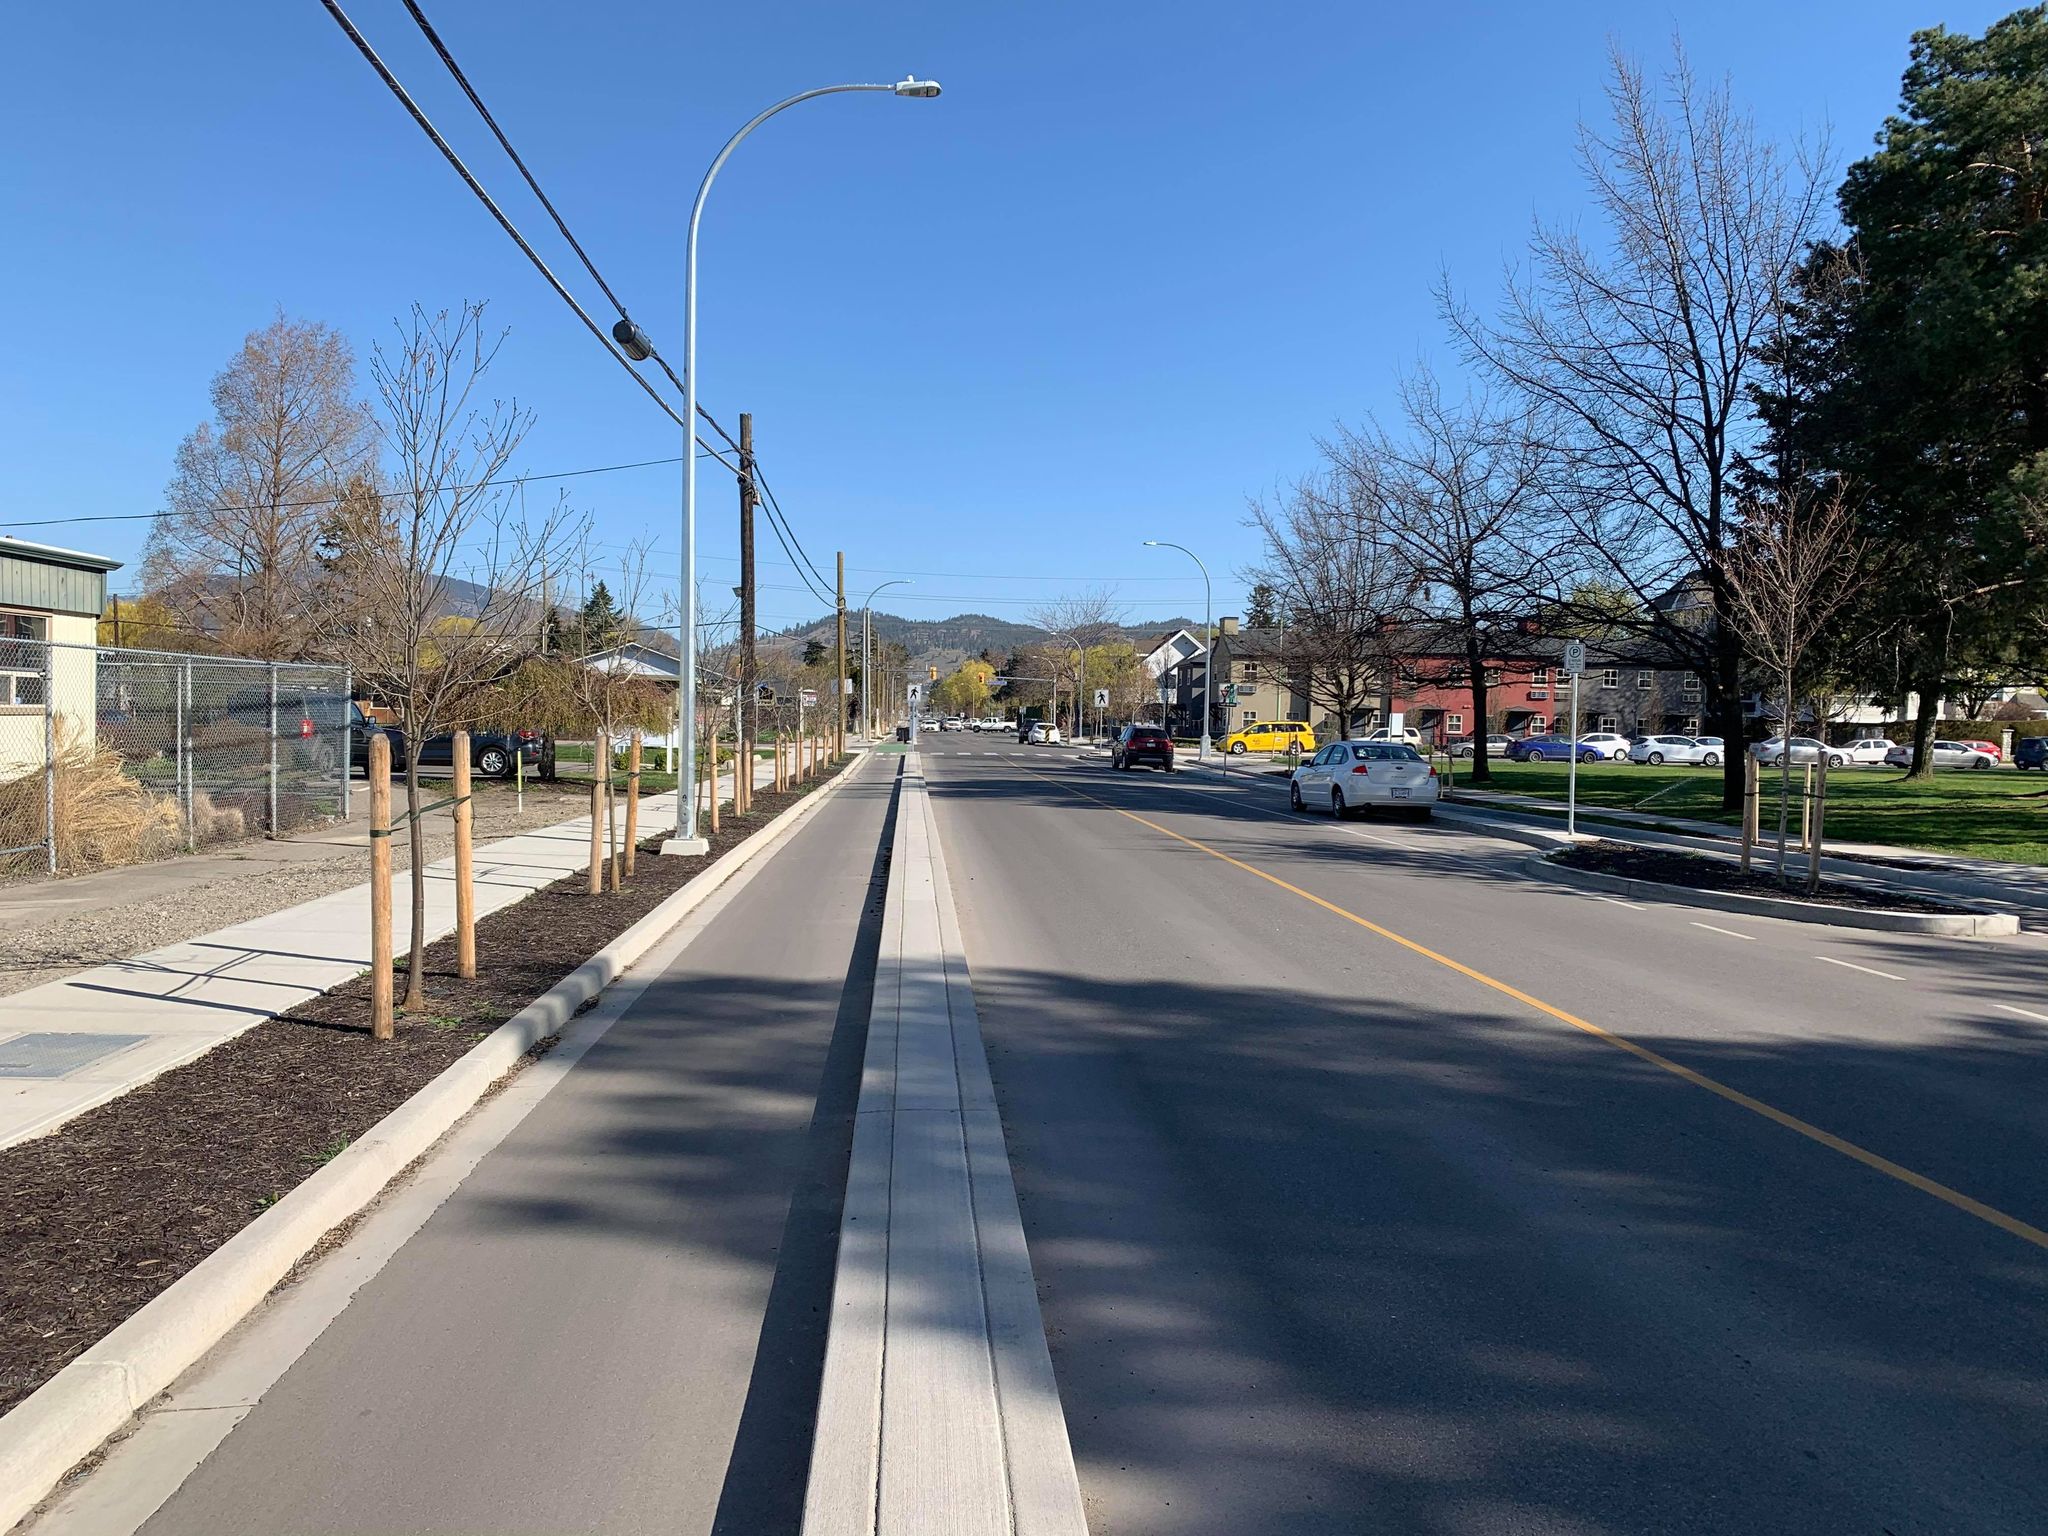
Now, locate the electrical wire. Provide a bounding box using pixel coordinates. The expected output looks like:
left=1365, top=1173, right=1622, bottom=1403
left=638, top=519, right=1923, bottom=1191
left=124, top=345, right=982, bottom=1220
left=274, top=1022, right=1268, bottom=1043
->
left=749, top=460, right=837, bottom=601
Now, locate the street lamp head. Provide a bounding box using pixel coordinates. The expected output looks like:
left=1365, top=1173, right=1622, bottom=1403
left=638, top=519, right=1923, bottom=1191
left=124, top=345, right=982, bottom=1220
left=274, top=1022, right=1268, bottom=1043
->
left=612, top=319, right=656, bottom=362
left=892, top=76, right=943, bottom=98
left=1143, top=540, right=1160, bottom=547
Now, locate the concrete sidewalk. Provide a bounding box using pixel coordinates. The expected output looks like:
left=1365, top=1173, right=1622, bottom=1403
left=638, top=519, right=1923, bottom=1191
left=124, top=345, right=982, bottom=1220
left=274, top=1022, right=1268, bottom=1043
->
left=0, top=746, right=836, bottom=1151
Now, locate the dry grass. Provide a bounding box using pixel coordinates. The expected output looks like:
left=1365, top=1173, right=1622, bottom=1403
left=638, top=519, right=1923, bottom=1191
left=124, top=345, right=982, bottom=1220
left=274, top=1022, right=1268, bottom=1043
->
left=0, top=721, right=182, bottom=871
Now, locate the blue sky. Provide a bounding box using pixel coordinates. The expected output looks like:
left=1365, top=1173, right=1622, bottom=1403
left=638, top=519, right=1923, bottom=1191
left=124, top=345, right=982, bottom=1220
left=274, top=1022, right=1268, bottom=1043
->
left=0, top=1, right=2013, bottom=635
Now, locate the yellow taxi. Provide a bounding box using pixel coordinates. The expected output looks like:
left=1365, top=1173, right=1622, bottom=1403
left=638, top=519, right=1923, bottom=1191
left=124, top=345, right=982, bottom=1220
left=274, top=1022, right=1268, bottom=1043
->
left=1222, top=720, right=1316, bottom=755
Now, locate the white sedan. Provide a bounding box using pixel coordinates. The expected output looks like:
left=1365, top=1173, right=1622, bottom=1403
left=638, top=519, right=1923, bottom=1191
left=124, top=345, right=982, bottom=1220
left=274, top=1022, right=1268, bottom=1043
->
left=1628, top=734, right=1719, bottom=766
left=1840, top=736, right=1896, bottom=765
left=1027, top=721, right=1064, bottom=745
left=1290, top=741, right=1440, bottom=819
left=1883, top=740, right=1996, bottom=770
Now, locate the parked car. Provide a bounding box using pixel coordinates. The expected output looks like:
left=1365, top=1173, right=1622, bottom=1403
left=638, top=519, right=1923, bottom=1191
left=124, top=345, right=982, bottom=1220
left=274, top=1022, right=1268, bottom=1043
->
left=1505, top=734, right=1605, bottom=763
left=1839, top=737, right=1897, bottom=765
left=349, top=703, right=544, bottom=779
left=2016, top=735, right=2047, bottom=770
left=939, top=717, right=963, bottom=731
left=1361, top=725, right=1422, bottom=747
left=1752, top=736, right=1841, bottom=767
left=1222, top=720, right=1316, bottom=755
left=1575, top=732, right=1632, bottom=761
left=1027, top=721, right=1063, bottom=745
left=1450, top=733, right=1515, bottom=760
left=1959, top=738, right=2004, bottom=762
left=1290, top=740, right=1439, bottom=819
left=1111, top=724, right=1175, bottom=772
left=1882, top=739, right=1997, bottom=770
left=1628, top=734, right=1716, bottom=766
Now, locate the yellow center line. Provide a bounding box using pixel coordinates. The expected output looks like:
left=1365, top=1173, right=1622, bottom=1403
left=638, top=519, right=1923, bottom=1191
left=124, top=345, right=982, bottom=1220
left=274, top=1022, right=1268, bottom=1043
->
left=1002, top=762, right=2048, bottom=1253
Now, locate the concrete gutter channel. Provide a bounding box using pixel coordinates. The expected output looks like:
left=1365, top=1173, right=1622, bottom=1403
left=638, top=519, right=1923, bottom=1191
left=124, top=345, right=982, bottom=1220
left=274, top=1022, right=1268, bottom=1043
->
left=805, top=752, right=1087, bottom=1535
left=0, top=760, right=867, bottom=1536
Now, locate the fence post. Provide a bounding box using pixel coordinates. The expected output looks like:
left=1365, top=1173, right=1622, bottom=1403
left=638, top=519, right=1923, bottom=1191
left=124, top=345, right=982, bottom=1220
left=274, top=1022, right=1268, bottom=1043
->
left=624, top=731, right=641, bottom=876
left=587, top=776, right=604, bottom=895
left=42, top=648, right=56, bottom=875
left=452, top=729, right=475, bottom=980
left=341, top=667, right=352, bottom=822
left=369, top=733, right=394, bottom=1042
left=178, top=657, right=193, bottom=852
left=1740, top=752, right=1758, bottom=872
left=1800, top=762, right=1813, bottom=852
left=268, top=662, right=279, bottom=838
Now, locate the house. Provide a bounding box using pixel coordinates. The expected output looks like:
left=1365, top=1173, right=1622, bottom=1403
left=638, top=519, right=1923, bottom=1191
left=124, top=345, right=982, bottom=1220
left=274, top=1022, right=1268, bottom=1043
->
left=0, top=537, right=121, bottom=778
left=1134, top=627, right=1206, bottom=725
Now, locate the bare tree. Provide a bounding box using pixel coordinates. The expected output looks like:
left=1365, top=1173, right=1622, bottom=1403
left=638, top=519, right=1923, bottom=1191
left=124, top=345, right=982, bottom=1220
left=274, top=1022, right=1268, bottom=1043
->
left=1246, top=465, right=1418, bottom=737
left=1335, top=368, right=1557, bottom=779
left=146, top=312, right=374, bottom=658
left=1031, top=590, right=1126, bottom=733
left=1444, top=42, right=1829, bottom=808
left=560, top=542, right=672, bottom=886
left=314, top=302, right=576, bottom=1012
left=1722, top=484, right=1869, bottom=886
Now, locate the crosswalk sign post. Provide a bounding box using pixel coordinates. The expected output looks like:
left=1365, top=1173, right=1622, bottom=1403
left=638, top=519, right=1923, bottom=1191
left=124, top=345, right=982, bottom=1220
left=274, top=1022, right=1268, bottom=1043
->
left=1561, top=640, right=1586, bottom=836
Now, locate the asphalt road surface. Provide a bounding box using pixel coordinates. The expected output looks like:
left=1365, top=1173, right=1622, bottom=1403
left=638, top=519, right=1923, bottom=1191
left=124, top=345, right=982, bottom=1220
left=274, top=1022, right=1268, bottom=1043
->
left=925, top=738, right=2048, bottom=1535
left=133, top=758, right=895, bottom=1536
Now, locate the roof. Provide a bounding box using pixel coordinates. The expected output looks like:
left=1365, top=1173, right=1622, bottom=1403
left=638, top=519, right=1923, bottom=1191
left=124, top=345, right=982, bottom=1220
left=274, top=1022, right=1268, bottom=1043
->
left=576, top=641, right=680, bottom=681
left=0, top=535, right=123, bottom=573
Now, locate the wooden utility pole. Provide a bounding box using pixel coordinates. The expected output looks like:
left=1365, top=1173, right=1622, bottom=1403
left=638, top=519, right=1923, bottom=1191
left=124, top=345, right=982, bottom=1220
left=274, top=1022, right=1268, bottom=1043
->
left=738, top=413, right=756, bottom=817
left=368, top=733, right=394, bottom=1041
left=452, top=730, right=475, bottom=980
left=624, top=730, right=641, bottom=876
left=835, top=550, right=848, bottom=758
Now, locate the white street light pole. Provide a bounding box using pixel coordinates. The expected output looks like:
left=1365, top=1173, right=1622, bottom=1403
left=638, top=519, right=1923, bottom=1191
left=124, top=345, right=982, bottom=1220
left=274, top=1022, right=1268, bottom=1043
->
left=635, top=78, right=942, bottom=854
left=1144, top=539, right=1212, bottom=761
left=862, top=577, right=910, bottom=740
left=1046, top=628, right=1083, bottom=742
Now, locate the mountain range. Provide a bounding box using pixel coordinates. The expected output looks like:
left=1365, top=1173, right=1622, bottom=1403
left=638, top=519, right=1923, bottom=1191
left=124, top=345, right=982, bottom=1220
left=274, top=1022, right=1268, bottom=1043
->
left=769, top=611, right=1203, bottom=675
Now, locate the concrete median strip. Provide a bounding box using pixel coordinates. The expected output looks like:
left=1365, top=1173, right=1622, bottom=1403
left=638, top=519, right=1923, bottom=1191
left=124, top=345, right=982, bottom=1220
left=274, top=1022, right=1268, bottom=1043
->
left=1527, top=853, right=2020, bottom=937
left=0, top=757, right=866, bottom=1536
left=805, top=753, right=1086, bottom=1536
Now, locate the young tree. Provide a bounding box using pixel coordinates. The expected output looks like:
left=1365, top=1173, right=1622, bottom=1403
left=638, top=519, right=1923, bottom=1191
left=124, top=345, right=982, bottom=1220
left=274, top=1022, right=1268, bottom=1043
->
left=314, top=302, right=575, bottom=1013
left=1722, top=485, right=1870, bottom=884
left=145, top=312, right=374, bottom=658
left=1031, top=591, right=1126, bottom=731
left=1246, top=464, right=1418, bottom=737
left=1334, top=369, right=1555, bottom=781
left=1445, top=43, right=1829, bottom=808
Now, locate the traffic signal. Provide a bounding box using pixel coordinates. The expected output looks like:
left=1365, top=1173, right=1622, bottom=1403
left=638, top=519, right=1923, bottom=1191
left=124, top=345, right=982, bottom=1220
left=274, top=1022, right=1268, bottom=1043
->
left=929, top=665, right=939, bottom=681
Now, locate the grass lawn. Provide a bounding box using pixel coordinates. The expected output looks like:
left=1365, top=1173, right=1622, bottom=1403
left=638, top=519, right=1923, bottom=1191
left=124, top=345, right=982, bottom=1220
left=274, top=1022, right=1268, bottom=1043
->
left=1458, top=760, right=2048, bottom=864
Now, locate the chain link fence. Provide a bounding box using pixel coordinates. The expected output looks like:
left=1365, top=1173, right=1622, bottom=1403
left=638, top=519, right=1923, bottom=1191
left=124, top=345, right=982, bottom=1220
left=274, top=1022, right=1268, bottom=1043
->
left=0, top=639, right=352, bottom=879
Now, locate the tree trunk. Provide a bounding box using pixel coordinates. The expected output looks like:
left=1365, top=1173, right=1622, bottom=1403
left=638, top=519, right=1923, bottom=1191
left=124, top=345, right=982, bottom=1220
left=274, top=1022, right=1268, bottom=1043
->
left=1807, top=744, right=1829, bottom=894
left=402, top=752, right=427, bottom=1010
left=1906, top=667, right=1942, bottom=781
left=1715, top=623, right=1747, bottom=812
left=1466, top=636, right=1491, bottom=783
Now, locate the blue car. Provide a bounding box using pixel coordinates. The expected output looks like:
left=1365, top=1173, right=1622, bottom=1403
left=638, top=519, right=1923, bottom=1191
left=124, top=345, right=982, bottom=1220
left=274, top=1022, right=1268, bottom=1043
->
left=1505, top=734, right=1606, bottom=764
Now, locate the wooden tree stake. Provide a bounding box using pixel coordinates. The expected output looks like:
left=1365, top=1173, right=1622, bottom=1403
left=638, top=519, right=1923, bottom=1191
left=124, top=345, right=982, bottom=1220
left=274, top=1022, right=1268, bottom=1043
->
left=369, top=733, right=394, bottom=1041
left=587, top=776, right=603, bottom=895
left=624, top=731, right=641, bottom=876
left=452, top=729, right=475, bottom=980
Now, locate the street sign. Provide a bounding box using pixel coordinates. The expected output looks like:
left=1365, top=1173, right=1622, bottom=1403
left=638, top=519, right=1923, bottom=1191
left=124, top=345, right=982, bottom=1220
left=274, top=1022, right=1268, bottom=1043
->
left=907, top=683, right=922, bottom=704
left=988, top=676, right=1009, bottom=686
left=1562, top=640, right=1587, bottom=677
left=1093, top=688, right=1110, bottom=709
left=756, top=684, right=775, bottom=703
left=800, top=687, right=818, bottom=708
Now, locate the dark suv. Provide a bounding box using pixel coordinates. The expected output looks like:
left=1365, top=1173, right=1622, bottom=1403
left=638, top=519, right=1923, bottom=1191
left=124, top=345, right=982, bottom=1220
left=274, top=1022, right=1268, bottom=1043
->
left=1112, top=724, right=1176, bottom=772
left=2017, top=735, right=2047, bottom=771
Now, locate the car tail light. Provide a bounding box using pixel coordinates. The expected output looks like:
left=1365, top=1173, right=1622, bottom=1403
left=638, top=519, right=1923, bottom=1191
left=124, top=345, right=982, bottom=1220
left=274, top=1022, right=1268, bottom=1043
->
left=516, top=728, right=538, bottom=741
left=1351, top=764, right=1370, bottom=774
left=299, top=718, right=316, bottom=739
left=1427, top=765, right=1438, bottom=779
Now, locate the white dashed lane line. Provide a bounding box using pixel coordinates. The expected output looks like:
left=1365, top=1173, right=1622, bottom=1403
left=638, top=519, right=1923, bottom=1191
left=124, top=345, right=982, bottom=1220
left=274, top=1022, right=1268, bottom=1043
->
left=1691, top=921, right=1757, bottom=942
left=1590, top=894, right=1647, bottom=911
left=1995, top=1002, right=2048, bottom=1025
left=1814, top=955, right=1907, bottom=982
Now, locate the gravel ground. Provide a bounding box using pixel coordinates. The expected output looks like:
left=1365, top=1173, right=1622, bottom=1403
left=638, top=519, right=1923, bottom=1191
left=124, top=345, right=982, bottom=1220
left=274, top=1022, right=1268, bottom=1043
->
left=0, top=780, right=610, bottom=998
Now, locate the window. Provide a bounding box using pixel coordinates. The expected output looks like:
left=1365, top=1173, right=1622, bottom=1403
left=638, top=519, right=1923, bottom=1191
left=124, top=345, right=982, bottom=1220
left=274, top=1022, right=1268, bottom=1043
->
left=1484, top=667, right=1505, bottom=688
left=1599, top=668, right=1619, bottom=688
left=1529, top=666, right=1549, bottom=687
left=1684, top=716, right=1700, bottom=735
left=1527, top=715, right=1548, bottom=733
left=0, top=611, right=49, bottom=707
left=1637, top=670, right=1655, bottom=689
left=1446, top=713, right=1464, bottom=735
left=1242, top=661, right=1261, bottom=682
left=1682, top=673, right=1702, bottom=698
left=1598, top=715, right=1618, bottom=732
left=1242, top=709, right=1256, bottom=727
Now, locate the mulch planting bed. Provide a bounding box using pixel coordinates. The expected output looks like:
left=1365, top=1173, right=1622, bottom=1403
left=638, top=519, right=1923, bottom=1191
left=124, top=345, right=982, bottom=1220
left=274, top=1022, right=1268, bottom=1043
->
left=1552, top=841, right=1965, bottom=914
left=0, top=761, right=851, bottom=1418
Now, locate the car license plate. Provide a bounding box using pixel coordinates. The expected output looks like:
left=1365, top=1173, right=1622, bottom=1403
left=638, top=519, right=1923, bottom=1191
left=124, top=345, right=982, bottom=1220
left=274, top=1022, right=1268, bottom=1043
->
left=1391, top=787, right=1410, bottom=799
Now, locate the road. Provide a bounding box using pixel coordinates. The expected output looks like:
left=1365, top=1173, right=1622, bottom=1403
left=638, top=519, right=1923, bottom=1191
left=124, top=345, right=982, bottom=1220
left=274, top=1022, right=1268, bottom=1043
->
left=924, top=738, right=2048, bottom=1534
left=125, top=756, right=895, bottom=1536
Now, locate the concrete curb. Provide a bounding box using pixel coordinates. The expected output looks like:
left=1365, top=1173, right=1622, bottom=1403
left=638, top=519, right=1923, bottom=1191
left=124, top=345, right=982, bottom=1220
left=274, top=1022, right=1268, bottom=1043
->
left=804, top=753, right=1086, bottom=1535
left=1525, top=853, right=2020, bottom=937
left=0, top=759, right=867, bottom=1536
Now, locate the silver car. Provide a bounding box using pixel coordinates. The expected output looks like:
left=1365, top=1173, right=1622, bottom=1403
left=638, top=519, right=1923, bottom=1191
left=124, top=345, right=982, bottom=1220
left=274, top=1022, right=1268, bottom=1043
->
left=1882, top=739, right=1996, bottom=770
left=1628, top=734, right=1719, bottom=766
